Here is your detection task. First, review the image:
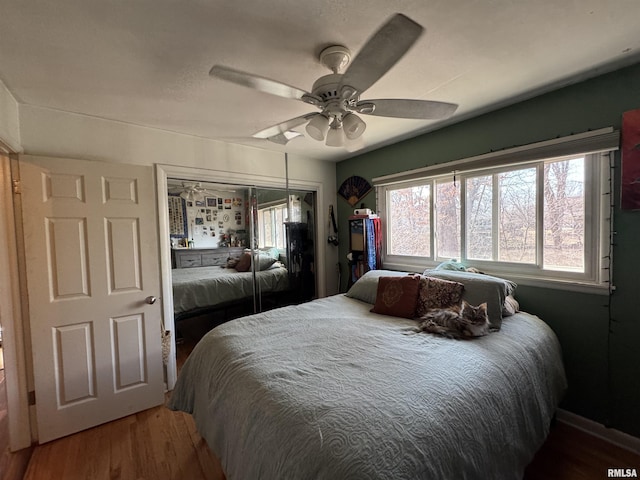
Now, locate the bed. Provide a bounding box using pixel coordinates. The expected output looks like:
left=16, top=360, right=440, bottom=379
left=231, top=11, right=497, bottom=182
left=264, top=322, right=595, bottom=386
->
left=171, top=263, right=290, bottom=320
left=168, top=269, right=567, bottom=479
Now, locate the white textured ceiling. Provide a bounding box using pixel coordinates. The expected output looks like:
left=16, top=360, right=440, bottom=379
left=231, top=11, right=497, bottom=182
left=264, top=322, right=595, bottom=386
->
left=1, top=1, right=639, bottom=162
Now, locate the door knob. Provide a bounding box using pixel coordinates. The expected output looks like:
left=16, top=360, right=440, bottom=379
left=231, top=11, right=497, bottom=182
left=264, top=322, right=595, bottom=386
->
left=145, top=296, right=157, bottom=305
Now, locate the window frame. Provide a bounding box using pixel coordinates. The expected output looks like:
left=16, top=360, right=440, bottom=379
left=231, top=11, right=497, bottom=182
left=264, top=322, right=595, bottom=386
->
left=377, top=151, right=612, bottom=294
left=257, top=201, right=287, bottom=249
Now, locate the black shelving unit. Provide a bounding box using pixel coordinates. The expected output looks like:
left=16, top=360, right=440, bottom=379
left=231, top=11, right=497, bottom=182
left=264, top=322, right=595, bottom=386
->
left=348, top=215, right=381, bottom=288
left=285, top=222, right=315, bottom=302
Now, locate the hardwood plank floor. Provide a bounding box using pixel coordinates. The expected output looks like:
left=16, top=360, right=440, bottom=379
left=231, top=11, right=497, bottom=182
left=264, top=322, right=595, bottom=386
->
left=16, top=406, right=640, bottom=480
left=6, top=319, right=640, bottom=479
left=0, top=363, right=34, bottom=480
left=524, top=421, right=640, bottom=480
left=21, top=400, right=225, bottom=480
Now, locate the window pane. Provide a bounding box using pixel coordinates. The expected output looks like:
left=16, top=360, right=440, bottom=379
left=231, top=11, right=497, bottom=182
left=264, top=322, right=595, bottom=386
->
left=275, top=207, right=285, bottom=249
left=435, top=181, right=460, bottom=259
left=263, top=210, right=273, bottom=247
left=466, top=175, right=493, bottom=260
left=498, top=168, right=536, bottom=263
left=388, top=185, right=431, bottom=256
left=543, top=157, right=585, bottom=271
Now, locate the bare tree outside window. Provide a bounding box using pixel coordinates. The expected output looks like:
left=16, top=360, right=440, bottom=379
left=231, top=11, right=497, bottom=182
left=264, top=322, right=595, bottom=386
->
left=435, top=181, right=460, bottom=259
left=381, top=146, right=609, bottom=288
left=384, top=154, right=592, bottom=278
left=498, top=168, right=537, bottom=263
left=389, top=185, right=431, bottom=256
left=543, top=157, right=585, bottom=271
left=466, top=175, right=493, bottom=260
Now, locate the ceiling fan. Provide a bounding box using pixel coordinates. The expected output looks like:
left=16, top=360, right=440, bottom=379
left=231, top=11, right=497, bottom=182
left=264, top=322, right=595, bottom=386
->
left=169, top=182, right=214, bottom=201
left=209, top=13, right=458, bottom=147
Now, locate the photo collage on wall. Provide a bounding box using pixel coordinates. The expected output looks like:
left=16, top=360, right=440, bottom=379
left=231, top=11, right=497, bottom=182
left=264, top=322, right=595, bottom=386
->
left=180, top=190, right=247, bottom=248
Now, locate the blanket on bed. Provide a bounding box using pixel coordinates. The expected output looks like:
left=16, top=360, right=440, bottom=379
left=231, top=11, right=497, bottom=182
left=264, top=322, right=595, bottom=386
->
left=169, top=294, right=566, bottom=479
left=172, top=265, right=289, bottom=316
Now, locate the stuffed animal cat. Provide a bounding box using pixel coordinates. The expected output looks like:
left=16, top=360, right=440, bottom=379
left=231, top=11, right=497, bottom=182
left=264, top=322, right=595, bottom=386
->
left=416, top=301, right=489, bottom=339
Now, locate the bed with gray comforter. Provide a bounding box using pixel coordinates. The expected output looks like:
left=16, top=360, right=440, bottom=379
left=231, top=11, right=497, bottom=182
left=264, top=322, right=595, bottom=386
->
left=171, top=264, right=289, bottom=319
left=168, top=293, right=566, bottom=479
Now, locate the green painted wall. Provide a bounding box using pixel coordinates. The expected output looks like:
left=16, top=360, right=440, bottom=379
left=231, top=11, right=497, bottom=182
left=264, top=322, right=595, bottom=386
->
left=336, top=62, right=640, bottom=437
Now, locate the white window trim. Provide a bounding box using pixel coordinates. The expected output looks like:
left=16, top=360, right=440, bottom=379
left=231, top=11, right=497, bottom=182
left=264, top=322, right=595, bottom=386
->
left=375, top=129, right=618, bottom=294
left=258, top=201, right=287, bottom=249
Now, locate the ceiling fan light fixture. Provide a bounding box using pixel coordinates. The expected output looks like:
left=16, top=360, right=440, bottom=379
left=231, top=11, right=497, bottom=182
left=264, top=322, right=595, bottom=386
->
left=326, top=125, right=346, bottom=147
left=342, top=113, right=367, bottom=140
left=306, top=114, right=331, bottom=141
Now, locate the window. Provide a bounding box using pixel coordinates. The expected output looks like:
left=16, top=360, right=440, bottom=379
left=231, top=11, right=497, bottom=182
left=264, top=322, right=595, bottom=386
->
left=258, top=203, right=287, bottom=249
left=388, top=184, right=431, bottom=256
left=378, top=149, right=612, bottom=291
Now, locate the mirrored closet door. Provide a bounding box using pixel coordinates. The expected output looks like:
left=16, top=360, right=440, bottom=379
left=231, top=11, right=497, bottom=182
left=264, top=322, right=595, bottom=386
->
left=167, top=179, right=317, bottom=343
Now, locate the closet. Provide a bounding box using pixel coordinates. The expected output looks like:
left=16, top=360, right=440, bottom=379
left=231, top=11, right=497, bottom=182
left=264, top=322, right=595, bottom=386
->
left=167, top=180, right=317, bottom=338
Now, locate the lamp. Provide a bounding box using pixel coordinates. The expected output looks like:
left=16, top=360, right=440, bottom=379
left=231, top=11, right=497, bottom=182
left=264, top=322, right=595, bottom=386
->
left=342, top=113, right=367, bottom=140
left=306, top=114, right=331, bottom=141
left=326, top=124, right=346, bottom=147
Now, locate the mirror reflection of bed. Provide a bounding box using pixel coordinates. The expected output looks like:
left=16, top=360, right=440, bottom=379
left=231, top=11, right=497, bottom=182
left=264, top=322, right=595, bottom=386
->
left=167, top=180, right=316, bottom=357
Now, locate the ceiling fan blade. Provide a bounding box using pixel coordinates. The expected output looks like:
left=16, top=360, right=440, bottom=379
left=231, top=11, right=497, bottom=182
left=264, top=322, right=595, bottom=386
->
left=339, top=14, right=424, bottom=98
left=253, top=113, right=319, bottom=139
left=267, top=131, right=303, bottom=145
left=356, top=99, right=458, bottom=119
left=210, top=65, right=311, bottom=101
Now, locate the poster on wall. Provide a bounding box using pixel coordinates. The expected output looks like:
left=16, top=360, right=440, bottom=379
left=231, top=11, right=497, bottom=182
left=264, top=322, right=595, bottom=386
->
left=168, top=195, right=187, bottom=238
left=621, top=108, right=640, bottom=210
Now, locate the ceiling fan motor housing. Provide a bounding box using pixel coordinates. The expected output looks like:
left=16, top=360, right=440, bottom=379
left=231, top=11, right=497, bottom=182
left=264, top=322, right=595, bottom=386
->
left=311, top=73, right=345, bottom=103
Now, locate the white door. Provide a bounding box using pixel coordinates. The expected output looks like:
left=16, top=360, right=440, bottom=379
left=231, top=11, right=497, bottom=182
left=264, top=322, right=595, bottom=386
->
left=20, top=155, right=164, bottom=443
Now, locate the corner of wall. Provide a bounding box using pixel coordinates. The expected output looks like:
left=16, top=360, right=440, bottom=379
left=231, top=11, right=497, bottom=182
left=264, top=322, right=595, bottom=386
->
left=0, top=80, right=21, bottom=153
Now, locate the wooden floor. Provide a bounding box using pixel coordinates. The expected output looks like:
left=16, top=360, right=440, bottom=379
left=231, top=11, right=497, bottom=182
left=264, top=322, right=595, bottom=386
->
left=3, top=318, right=639, bottom=480
left=22, top=397, right=224, bottom=480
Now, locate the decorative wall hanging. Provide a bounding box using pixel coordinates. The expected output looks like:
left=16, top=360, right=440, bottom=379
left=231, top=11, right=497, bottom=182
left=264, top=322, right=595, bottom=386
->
left=338, top=175, right=372, bottom=207
left=621, top=108, right=640, bottom=210
left=168, top=195, right=187, bottom=238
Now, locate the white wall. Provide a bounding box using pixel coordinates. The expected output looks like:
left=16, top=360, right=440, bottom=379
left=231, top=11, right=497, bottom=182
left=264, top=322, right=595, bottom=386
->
left=0, top=80, right=21, bottom=151
left=19, top=104, right=339, bottom=295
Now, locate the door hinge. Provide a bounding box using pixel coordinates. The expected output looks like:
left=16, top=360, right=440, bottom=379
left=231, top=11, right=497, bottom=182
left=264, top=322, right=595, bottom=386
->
left=12, top=179, right=21, bottom=194
left=28, top=390, right=36, bottom=405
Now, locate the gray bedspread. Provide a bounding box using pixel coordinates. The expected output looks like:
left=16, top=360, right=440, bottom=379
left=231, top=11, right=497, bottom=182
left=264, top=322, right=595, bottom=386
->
left=168, top=294, right=567, bottom=479
left=171, top=265, right=289, bottom=316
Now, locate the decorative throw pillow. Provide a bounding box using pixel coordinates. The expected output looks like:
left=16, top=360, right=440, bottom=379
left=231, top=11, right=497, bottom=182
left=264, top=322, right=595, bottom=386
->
left=502, top=295, right=520, bottom=316
left=226, top=256, right=240, bottom=268
left=370, top=275, right=421, bottom=319
left=415, top=276, right=464, bottom=318
left=422, top=270, right=516, bottom=330
left=257, top=254, right=277, bottom=270
left=346, top=269, right=410, bottom=304
left=234, top=252, right=252, bottom=272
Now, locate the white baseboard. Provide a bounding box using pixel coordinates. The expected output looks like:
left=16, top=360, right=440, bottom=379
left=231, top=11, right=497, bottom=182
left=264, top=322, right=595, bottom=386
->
left=557, top=409, right=640, bottom=455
